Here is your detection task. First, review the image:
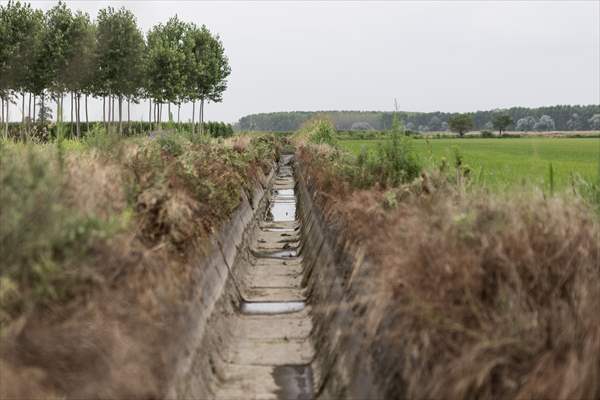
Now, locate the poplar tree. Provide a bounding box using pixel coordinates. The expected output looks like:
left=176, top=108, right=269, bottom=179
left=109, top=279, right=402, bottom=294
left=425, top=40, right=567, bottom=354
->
left=96, top=7, right=144, bottom=134
left=184, top=24, right=230, bottom=134
left=45, top=1, right=74, bottom=127
left=0, top=1, right=43, bottom=137
left=63, top=11, right=95, bottom=137
left=146, top=16, right=189, bottom=128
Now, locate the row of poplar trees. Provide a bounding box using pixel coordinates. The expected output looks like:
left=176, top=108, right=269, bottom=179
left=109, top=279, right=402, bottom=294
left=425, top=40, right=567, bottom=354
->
left=0, top=1, right=231, bottom=137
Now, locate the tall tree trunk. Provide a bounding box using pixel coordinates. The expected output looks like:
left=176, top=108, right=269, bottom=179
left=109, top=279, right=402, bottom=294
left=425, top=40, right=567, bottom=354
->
left=76, top=93, right=81, bottom=138
left=192, top=101, right=196, bottom=134
left=198, top=99, right=204, bottom=135
left=85, top=94, right=89, bottom=132
left=200, top=98, right=205, bottom=135
left=4, top=99, right=8, bottom=139
left=107, top=96, right=111, bottom=130
left=70, top=92, right=74, bottom=137
left=103, top=96, right=107, bottom=133
left=149, top=98, right=152, bottom=131
left=118, top=95, right=123, bottom=135
left=32, top=95, right=36, bottom=124
left=27, top=93, right=31, bottom=133
left=127, top=98, right=130, bottom=134
left=40, top=94, right=45, bottom=126
left=1, top=97, right=4, bottom=139
left=21, top=92, right=25, bottom=139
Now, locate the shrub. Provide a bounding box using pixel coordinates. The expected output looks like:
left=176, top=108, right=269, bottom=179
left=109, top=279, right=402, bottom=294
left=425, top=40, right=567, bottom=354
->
left=0, top=144, right=126, bottom=329
left=293, top=117, right=337, bottom=146
left=310, top=119, right=337, bottom=146
left=371, top=132, right=422, bottom=186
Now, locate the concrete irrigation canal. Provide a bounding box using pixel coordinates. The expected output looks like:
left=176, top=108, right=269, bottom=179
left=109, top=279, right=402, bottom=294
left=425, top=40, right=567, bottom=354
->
left=214, top=157, right=314, bottom=399
left=167, top=154, right=382, bottom=399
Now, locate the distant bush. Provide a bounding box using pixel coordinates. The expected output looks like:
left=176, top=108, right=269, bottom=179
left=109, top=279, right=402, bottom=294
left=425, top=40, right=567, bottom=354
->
left=350, top=121, right=374, bottom=131
left=480, top=130, right=494, bottom=138
left=293, top=118, right=337, bottom=146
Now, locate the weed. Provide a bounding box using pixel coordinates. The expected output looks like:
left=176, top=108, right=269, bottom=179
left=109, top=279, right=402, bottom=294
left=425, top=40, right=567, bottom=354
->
left=548, top=162, right=555, bottom=196
left=83, top=126, right=125, bottom=158
left=373, top=131, right=421, bottom=186
left=310, top=119, right=337, bottom=146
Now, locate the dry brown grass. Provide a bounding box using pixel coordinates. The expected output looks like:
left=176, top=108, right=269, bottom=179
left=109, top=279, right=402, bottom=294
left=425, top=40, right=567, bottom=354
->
left=298, top=144, right=600, bottom=400
left=63, top=152, right=128, bottom=220
left=0, top=135, right=280, bottom=398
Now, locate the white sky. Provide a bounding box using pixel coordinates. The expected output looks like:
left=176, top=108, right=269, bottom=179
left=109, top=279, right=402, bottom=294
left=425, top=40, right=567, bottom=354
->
left=4, top=0, right=600, bottom=123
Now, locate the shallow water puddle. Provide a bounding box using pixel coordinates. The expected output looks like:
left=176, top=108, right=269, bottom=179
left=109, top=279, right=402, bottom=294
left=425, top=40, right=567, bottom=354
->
left=273, top=365, right=314, bottom=400
left=241, top=301, right=305, bottom=315
left=275, top=189, right=294, bottom=197
left=266, top=249, right=297, bottom=258
left=270, top=202, right=297, bottom=222
left=264, top=227, right=298, bottom=232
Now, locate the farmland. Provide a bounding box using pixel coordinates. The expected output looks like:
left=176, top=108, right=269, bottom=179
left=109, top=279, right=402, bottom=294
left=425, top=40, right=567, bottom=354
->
left=341, top=137, right=600, bottom=189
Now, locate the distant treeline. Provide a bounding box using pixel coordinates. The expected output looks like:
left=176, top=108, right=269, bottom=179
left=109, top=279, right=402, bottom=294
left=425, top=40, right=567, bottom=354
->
left=237, top=105, right=600, bottom=132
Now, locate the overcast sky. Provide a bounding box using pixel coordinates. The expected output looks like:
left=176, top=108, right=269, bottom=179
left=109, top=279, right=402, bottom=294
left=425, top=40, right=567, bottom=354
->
left=7, top=0, right=600, bottom=122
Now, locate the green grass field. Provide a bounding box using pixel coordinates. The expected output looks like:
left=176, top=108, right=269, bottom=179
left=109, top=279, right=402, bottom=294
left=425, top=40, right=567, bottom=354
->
left=340, top=138, right=600, bottom=189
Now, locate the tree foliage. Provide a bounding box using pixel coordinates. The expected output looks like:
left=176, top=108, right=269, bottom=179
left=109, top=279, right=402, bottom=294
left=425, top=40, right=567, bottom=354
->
left=516, top=116, right=536, bottom=131
left=0, top=1, right=230, bottom=137
left=589, top=114, right=600, bottom=130
left=534, top=115, right=555, bottom=131
left=96, top=7, right=145, bottom=99
left=448, top=114, right=474, bottom=136
left=492, top=114, right=512, bottom=136
left=146, top=16, right=188, bottom=104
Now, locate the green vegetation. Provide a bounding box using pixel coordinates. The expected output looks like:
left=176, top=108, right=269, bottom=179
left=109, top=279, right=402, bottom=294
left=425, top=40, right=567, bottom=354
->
left=492, top=114, right=512, bottom=136
left=0, top=132, right=280, bottom=330
left=297, top=129, right=600, bottom=399
left=448, top=113, right=474, bottom=137
left=341, top=137, right=600, bottom=190
left=0, top=0, right=231, bottom=139
left=294, top=117, right=422, bottom=188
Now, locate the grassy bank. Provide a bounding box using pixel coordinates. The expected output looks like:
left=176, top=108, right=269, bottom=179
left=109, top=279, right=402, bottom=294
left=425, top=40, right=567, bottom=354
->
left=295, top=120, right=600, bottom=400
left=0, top=131, right=281, bottom=398
left=341, top=137, right=600, bottom=189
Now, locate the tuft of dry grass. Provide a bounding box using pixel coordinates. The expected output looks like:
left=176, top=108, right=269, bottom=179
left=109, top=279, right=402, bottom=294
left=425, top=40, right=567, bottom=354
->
left=298, top=143, right=600, bottom=400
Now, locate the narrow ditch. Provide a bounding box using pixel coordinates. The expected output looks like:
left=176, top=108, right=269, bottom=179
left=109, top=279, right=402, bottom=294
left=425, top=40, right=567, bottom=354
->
left=213, top=155, right=315, bottom=399
left=165, top=153, right=384, bottom=399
